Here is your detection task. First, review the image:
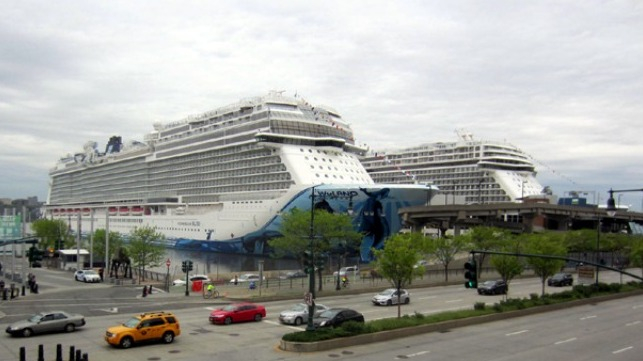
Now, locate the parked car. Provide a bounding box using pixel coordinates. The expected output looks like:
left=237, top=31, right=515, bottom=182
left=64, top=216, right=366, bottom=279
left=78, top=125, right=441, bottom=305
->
left=105, top=311, right=180, bottom=349
left=74, top=269, right=101, bottom=283
left=477, top=280, right=508, bottom=295
left=6, top=311, right=86, bottom=337
left=372, top=288, right=411, bottom=306
left=209, top=302, right=266, bottom=325
left=279, top=270, right=307, bottom=280
left=229, top=273, right=264, bottom=284
left=332, top=266, right=359, bottom=277
left=312, top=308, right=364, bottom=328
left=172, top=274, right=210, bottom=286
left=548, top=272, right=574, bottom=287
left=279, top=303, right=329, bottom=326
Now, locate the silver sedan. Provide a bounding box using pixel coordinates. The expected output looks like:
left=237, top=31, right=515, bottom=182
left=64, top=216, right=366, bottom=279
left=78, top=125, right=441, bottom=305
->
left=5, top=311, right=86, bottom=337
left=279, top=303, right=329, bottom=326
left=372, top=288, right=411, bottom=306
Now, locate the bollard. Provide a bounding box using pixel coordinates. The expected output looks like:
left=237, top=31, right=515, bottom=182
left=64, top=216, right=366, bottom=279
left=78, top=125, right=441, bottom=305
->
left=38, top=344, right=44, bottom=361
left=20, top=346, right=25, bottom=361
left=76, top=349, right=81, bottom=361
left=10, top=283, right=16, bottom=299
left=69, top=345, right=75, bottom=361
left=56, top=344, right=63, bottom=361
left=22, top=284, right=25, bottom=296
left=82, top=352, right=88, bottom=361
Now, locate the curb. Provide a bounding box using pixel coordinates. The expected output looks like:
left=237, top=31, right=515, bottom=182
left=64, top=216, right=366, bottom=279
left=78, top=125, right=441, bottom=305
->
left=279, top=289, right=643, bottom=352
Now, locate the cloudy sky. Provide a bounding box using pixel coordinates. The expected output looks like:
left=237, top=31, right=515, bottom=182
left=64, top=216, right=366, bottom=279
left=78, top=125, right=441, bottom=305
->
left=2, top=1, right=642, bottom=210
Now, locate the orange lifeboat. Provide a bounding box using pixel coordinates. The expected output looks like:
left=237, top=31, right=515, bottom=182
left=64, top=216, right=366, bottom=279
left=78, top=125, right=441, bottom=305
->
left=108, top=207, right=117, bottom=215
left=119, top=206, right=130, bottom=215
left=82, top=208, right=91, bottom=216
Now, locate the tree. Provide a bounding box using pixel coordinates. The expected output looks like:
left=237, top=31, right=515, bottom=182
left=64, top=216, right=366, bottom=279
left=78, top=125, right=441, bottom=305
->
left=31, top=218, right=71, bottom=250
left=629, top=236, right=643, bottom=278
left=127, top=226, right=166, bottom=282
left=463, top=226, right=510, bottom=274
left=430, top=235, right=468, bottom=282
left=270, top=207, right=361, bottom=291
left=524, top=233, right=566, bottom=296
left=373, top=232, right=428, bottom=318
left=490, top=236, right=525, bottom=298
left=92, top=229, right=124, bottom=267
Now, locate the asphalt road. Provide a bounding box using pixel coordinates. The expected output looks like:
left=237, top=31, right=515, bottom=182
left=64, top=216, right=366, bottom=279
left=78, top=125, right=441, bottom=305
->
left=0, top=267, right=640, bottom=361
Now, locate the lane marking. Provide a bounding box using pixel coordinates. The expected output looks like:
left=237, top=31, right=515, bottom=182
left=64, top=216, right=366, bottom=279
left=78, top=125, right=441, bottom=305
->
left=579, top=315, right=597, bottom=320
left=445, top=299, right=463, bottom=303
left=395, top=350, right=430, bottom=359
left=417, top=296, right=437, bottom=300
left=554, top=338, right=577, bottom=345
left=612, top=346, right=633, bottom=354
left=506, top=330, right=529, bottom=336
left=632, top=304, right=643, bottom=309
left=626, top=321, right=641, bottom=326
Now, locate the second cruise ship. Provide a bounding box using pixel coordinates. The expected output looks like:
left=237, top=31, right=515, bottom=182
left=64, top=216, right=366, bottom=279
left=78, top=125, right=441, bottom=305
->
left=360, top=131, right=544, bottom=205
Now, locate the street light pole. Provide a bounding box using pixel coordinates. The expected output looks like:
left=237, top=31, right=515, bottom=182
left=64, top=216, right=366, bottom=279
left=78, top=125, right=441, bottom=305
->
left=595, top=216, right=600, bottom=286
left=306, top=186, right=316, bottom=332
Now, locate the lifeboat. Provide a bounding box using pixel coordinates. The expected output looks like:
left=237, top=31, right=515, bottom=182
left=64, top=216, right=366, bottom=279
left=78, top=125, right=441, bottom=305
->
left=131, top=206, right=143, bottom=215
left=108, top=207, right=117, bottom=215
left=82, top=208, right=91, bottom=216
left=52, top=209, right=60, bottom=215
left=119, top=206, right=130, bottom=215
left=67, top=208, right=74, bottom=214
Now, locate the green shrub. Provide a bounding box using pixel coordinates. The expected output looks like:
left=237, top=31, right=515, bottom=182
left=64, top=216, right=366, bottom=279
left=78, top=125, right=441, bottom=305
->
left=474, top=302, right=486, bottom=310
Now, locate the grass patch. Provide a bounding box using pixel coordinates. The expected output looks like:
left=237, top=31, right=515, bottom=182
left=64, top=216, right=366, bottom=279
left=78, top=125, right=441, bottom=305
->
left=282, top=281, right=643, bottom=343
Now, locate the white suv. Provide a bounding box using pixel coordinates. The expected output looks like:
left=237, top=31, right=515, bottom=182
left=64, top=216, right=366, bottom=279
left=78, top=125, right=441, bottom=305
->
left=333, top=266, right=359, bottom=277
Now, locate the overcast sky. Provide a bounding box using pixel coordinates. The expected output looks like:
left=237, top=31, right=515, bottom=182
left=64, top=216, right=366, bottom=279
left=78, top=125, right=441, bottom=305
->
left=2, top=1, right=642, bottom=210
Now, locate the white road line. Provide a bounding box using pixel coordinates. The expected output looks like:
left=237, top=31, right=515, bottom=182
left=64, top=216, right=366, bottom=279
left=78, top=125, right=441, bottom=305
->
left=626, top=321, right=641, bottom=326
left=395, top=350, right=430, bottom=359
left=417, top=296, right=437, bottom=300
left=445, top=299, right=463, bottom=303
left=579, top=315, right=597, bottom=320
left=612, top=346, right=633, bottom=354
left=554, top=338, right=577, bottom=345
left=506, top=330, right=529, bottom=336
left=632, top=304, right=643, bottom=309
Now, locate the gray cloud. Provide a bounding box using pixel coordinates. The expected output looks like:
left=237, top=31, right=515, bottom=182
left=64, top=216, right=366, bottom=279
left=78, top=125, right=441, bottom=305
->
left=1, top=1, right=642, bottom=209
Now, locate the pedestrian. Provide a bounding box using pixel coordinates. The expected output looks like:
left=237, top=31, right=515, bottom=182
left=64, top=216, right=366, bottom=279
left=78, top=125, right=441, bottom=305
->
left=234, top=275, right=238, bottom=286
left=98, top=268, right=104, bottom=281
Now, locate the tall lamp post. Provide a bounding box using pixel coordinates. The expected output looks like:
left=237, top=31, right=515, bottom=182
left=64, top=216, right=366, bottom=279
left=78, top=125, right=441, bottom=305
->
left=306, top=186, right=317, bottom=332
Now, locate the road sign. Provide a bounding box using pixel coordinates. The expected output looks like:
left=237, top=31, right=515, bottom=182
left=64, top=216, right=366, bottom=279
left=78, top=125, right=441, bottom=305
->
left=166, top=258, right=171, bottom=268
left=304, top=292, right=313, bottom=306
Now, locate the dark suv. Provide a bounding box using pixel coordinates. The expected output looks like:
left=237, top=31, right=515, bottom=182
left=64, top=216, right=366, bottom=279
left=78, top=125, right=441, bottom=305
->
left=548, top=272, right=573, bottom=287
left=477, top=280, right=508, bottom=295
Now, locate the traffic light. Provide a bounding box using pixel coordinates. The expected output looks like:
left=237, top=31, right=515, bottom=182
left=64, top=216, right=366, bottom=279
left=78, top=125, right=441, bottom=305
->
left=33, top=249, right=44, bottom=262
left=303, top=250, right=313, bottom=274
left=181, top=260, right=194, bottom=273
left=27, top=246, right=35, bottom=263
left=315, top=253, right=327, bottom=272
left=464, top=259, right=478, bottom=288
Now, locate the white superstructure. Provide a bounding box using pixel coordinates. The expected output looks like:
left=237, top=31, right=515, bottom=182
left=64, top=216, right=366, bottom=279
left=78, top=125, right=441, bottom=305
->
left=359, top=131, right=544, bottom=205
left=45, top=92, right=433, bottom=257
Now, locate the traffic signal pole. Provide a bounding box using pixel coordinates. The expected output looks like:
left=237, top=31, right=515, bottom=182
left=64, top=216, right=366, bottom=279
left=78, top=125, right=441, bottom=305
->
left=467, top=250, right=643, bottom=283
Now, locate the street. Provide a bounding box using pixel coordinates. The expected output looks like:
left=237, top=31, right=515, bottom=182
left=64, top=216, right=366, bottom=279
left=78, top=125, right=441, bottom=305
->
left=0, top=267, right=641, bottom=360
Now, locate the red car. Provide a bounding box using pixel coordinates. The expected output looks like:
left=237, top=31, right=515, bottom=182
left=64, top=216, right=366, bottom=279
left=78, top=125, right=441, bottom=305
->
left=209, top=303, right=266, bottom=325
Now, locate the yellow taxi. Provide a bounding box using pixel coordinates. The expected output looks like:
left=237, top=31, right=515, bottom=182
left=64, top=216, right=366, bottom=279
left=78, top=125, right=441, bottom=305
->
left=105, top=311, right=180, bottom=348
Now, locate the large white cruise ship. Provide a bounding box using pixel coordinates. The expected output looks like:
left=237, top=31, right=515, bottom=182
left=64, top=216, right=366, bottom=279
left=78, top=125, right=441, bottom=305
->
left=45, top=92, right=434, bottom=260
left=359, top=131, right=544, bottom=205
